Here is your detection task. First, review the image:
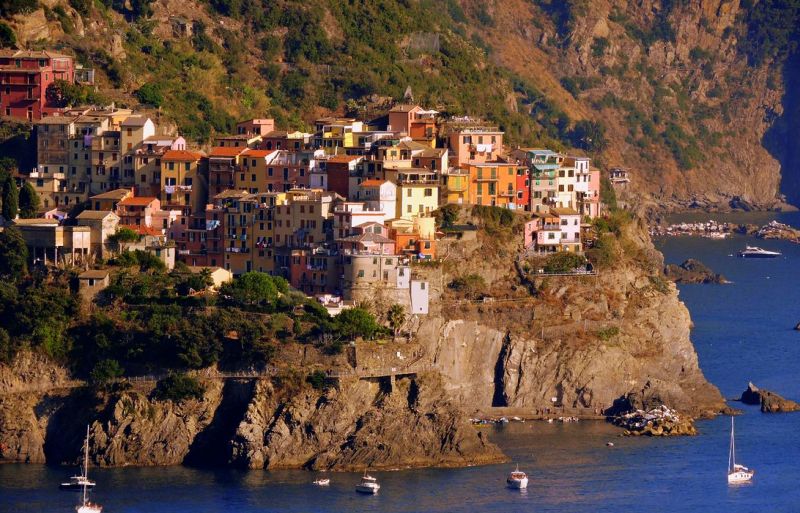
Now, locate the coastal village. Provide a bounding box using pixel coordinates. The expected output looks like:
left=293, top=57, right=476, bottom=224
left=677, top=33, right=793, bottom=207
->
left=1, top=50, right=605, bottom=314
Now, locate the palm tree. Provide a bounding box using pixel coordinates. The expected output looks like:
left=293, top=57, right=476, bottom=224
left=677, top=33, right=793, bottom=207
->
left=388, top=304, right=406, bottom=340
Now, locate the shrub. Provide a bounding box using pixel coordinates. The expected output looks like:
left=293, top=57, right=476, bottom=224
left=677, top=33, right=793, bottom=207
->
left=543, top=252, right=586, bottom=273
left=596, top=326, right=619, bottom=341
left=306, top=370, right=327, bottom=390
left=591, top=37, right=609, bottom=57
left=154, top=373, right=205, bottom=402
left=448, top=274, right=487, bottom=299
left=219, top=272, right=288, bottom=309
left=135, top=82, right=164, bottom=107
left=333, top=307, right=385, bottom=341
left=90, top=358, right=124, bottom=387
left=0, top=22, right=16, bottom=48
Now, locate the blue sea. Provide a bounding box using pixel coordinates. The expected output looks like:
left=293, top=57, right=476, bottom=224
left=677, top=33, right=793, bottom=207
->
left=2, top=212, right=800, bottom=512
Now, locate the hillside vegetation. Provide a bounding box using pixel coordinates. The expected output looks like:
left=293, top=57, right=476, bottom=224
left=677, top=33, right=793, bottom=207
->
left=2, top=0, right=800, bottom=208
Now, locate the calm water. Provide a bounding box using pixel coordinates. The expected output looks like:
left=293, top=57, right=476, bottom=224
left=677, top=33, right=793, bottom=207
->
left=3, top=212, right=800, bottom=512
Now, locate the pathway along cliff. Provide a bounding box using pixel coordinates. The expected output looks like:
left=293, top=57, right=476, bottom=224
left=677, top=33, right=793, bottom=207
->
left=0, top=214, right=726, bottom=470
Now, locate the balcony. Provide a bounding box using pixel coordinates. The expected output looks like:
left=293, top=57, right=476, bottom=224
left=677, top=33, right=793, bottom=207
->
left=225, top=247, right=251, bottom=254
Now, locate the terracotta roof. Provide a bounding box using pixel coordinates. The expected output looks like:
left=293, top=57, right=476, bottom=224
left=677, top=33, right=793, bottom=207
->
left=37, top=115, right=77, bottom=125
left=389, top=104, right=420, bottom=113
left=119, top=196, right=158, bottom=207
left=163, top=149, right=205, bottom=161
left=339, top=232, right=395, bottom=244
left=0, top=49, right=72, bottom=59
left=90, top=189, right=132, bottom=201
left=76, top=210, right=119, bottom=220
left=242, top=149, right=272, bottom=158
left=79, top=269, right=109, bottom=280
left=214, top=189, right=250, bottom=200
left=209, top=147, right=246, bottom=158
left=550, top=207, right=580, bottom=216
left=327, top=155, right=362, bottom=164
left=13, top=218, right=59, bottom=226
left=360, top=179, right=387, bottom=187
left=263, top=130, right=288, bottom=138
left=120, top=115, right=151, bottom=127
left=119, top=224, right=162, bottom=236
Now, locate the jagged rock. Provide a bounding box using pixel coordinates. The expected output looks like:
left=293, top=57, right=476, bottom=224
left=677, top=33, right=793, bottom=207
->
left=664, top=259, right=728, bottom=284
left=739, top=382, right=800, bottom=413
left=740, top=382, right=761, bottom=405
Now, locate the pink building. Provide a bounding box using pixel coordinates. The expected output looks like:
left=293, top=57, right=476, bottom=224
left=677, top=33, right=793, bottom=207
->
left=116, top=196, right=161, bottom=227
left=236, top=118, right=275, bottom=136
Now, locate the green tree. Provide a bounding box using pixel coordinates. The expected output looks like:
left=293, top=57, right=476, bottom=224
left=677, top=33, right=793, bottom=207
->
left=333, top=308, right=384, bottom=341
left=0, top=327, right=17, bottom=364
left=0, top=226, right=27, bottom=281
left=109, top=227, right=140, bottom=252
left=90, top=358, right=124, bottom=387
left=0, top=22, right=16, bottom=48
left=154, top=373, right=205, bottom=402
left=220, top=272, right=288, bottom=308
left=18, top=182, right=40, bottom=218
left=543, top=252, right=586, bottom=273
left=1, top=173, right=18, bottom=221
left=306, top=369, right=327, bottom=390
left=135, top=82, right=164, bottom=107
left=387, top=304, right=406, bottom=338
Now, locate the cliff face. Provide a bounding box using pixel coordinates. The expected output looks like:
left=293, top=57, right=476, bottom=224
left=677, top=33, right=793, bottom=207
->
left=414, top=218, right=726, bottom=418
left=0, top=359, right=502, bottom=469
left=482, top=0, right=789, bottom=210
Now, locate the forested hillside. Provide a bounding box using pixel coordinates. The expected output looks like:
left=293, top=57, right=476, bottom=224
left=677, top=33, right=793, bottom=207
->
left=2, top=0, right=800, bottom=209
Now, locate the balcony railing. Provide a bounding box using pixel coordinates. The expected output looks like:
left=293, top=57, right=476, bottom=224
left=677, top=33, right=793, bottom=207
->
left=225, top=247, right=250, bottom=254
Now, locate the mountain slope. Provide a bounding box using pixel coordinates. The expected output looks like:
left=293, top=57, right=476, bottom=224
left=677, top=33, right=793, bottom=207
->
left=2, top=0, right=800, bottom=210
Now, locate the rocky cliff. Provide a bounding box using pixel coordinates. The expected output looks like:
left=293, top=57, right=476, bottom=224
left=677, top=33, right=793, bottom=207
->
left=0, top=359, right=502, bottom=469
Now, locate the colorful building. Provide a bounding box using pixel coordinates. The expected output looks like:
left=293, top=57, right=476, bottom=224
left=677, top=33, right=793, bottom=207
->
left=0, top=50, right=74, bottom=120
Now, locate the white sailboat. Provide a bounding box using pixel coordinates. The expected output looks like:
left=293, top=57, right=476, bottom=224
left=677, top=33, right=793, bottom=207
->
left=728, top=417, right=754, bottom=485
left=60, top=425, right=96, bottom=491
left=76, top=425, right=102, bottom=513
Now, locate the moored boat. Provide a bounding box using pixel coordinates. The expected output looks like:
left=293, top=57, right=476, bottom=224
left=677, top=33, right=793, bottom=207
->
left=728, top=417, right=754, bottom=485
left=506, top=465, right=528, bottom=489
left=738, top=246, right=781, bottom=258
left=75, top=425, right=102, bottom=513
left=313, top=478, right=330, bottom=486
left=355, top=471, right=380, bottom=494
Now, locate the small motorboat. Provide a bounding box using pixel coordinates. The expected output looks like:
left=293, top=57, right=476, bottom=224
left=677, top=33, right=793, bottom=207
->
left=738, top=246, right=781, bottom=258
left=60, top=475, right=96, bottom=491
left=355, top=471, right=380, bottom=494
left=313, top=478, right=330, bottom=486
left=506, top=465, right=528, bottom=489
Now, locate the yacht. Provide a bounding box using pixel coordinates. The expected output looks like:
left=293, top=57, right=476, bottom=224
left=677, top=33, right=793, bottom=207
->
left=506, top=465, right=529, bottom=489
left=355, top=471, right=380, bottom=494
left=738, top=246, right=781, bottom=258
left=75, top=426, right=102, bottom=513
left=313, top=478, right=330, bottom=486
left=61, top=429, right=97, bottom=491
left=728, top=417, right=754, bottom=485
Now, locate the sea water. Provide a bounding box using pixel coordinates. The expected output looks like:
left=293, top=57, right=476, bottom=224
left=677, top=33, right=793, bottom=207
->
left=2, top=212, right=799, bottom=512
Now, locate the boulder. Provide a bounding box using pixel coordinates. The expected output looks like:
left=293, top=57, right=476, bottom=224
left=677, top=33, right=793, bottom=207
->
left=664, top=259, right=727, bottom=284
left=738, top=382, right=800, bottom=413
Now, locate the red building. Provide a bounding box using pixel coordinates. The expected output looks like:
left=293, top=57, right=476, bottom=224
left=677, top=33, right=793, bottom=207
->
left=0, top=50, right=74, bottom=121
left=516, top=166, right=531, bottom=211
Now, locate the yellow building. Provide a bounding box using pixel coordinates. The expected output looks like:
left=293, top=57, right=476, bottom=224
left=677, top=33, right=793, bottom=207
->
left=396, top=173, right=439, bottom=220
left=273, top=189, right=338, bottom=247
left=236, top=149, right=272, bottom=193
left=161, top=150, right=206, bottom=215
left=444, top=168, right=470, bottom=205
left=252, top=192, right=285, bottom=273
left=315, top=118, right=364, bottom=154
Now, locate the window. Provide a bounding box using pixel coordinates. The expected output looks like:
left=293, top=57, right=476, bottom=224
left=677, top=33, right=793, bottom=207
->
left=357, top=269, right=365, bottom=278
left=251, top=174, right=256, bottom=182
left=406, top=189, right=412, bottom=197
left=424, top=188, right=432, bottom=197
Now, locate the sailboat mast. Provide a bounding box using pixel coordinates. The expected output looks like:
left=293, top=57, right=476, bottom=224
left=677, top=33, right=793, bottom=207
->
left=82, top=425, right=89, bottom=506
left=729, top=417, right=735, bottom=472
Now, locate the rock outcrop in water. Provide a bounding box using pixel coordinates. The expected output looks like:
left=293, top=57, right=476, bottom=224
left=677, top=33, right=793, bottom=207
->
left=739, top=382, right=800, bottom=413
left=664, top=259, right=728, bottom=284
left=612, top=405, right=697, bottom=436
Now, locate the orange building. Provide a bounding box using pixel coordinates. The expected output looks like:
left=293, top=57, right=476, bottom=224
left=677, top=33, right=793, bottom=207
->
left=466, top=161, right=520, bottom=208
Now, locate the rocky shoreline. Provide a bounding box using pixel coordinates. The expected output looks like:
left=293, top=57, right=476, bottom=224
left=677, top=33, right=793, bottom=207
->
left=651, top=219, right=800, bottom=243
left=664, top=259, right=728, bottom=285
